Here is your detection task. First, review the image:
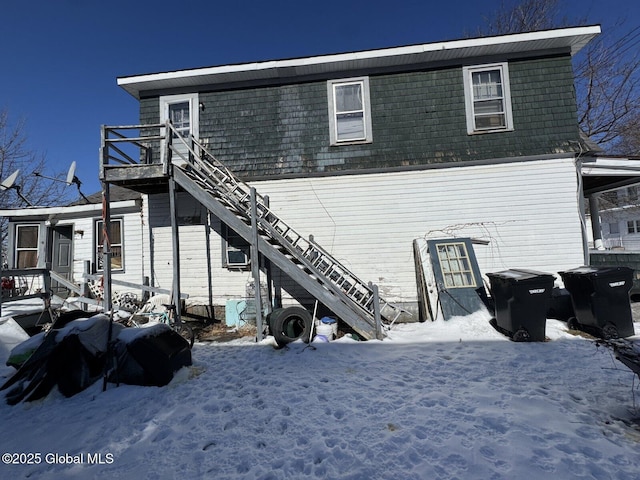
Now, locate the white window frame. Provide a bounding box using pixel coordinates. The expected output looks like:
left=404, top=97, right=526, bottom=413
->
left=159, top=93, right=199, bottom=162
left=435, top=242, right=477, bottom=289
left=628, top=220, right=640, bottom=234
left=462, top=63, right=514, bottom=135
left=15, top=224, right=40, bottom=269
left=221, top=223, right=250, bottom=269
left=327, top=77, right=373, bottom=145
left=96, top=218, right=124, bottom=272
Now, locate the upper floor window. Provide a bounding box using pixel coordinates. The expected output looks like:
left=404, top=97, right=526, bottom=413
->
left=463, top=63, right=513, bottom=134
left=96, top=218, right=124, bottom=272
left=327, top=77, right=372, bottom=145
left=15, top=224, right=39, bottom=268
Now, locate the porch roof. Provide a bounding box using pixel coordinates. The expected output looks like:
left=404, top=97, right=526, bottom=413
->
left=582, top=156, right=640, bottom=196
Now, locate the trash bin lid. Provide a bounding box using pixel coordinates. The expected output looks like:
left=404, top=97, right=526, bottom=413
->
left=487, top=269, right=555, bottom=282
left=559, top=266, right=633, bottom=278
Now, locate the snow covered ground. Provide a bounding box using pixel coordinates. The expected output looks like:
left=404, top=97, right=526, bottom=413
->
left=1, top=311, right=639, bottom=479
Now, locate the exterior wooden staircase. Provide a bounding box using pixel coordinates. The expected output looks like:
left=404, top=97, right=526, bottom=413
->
left=166, top=125, right=406, bottom=340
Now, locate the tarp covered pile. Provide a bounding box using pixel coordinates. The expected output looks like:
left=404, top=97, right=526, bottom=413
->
left=1, top=314, right=192, bottom=405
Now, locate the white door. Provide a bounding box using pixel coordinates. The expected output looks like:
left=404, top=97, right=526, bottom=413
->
left=160, top=93, right=199, bottom=165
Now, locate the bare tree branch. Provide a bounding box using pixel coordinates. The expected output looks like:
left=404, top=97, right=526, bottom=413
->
left=0, top=108, right=74, bottom=249
left=478, top=0, right=640, bottom=154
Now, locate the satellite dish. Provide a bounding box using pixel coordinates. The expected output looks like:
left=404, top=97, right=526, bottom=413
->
left=31, top=161, right=89, bottom=204
left=0, top=169, right=33, bottom=206
left=0, top=169, right=20, bottom=191
left=66, top=161, right=77, bottom=186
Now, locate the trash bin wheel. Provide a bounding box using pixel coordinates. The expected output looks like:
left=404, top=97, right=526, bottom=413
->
left=512, top=328, right=531, bottom=342
left=601, top=323, right=619, bottom=340
left=567, top=317, right=580, bottom=331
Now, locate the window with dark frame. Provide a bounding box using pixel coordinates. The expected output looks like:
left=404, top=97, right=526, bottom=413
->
left=96, top=218, right=124, bottom=271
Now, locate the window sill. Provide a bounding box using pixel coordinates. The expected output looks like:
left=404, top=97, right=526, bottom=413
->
left=330, top=139, right=373, bottom=147
left=467, top=127, right=514, bottom=136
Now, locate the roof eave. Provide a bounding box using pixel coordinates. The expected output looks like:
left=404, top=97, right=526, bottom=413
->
left=117, top=25, right=601, bottom=99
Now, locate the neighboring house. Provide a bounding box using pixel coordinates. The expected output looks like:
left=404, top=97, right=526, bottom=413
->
left=582, top=156, right=640, bottom=250
left=0, top=186, right=146, bottom=300
left=596, top=182, right=640, bottom=251
left=98, top=26, right=640, bottom=337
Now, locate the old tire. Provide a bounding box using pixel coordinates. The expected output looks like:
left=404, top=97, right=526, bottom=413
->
left=512, top=328, right=531, bottom=342
left=270, top=307, right=312, bottom=348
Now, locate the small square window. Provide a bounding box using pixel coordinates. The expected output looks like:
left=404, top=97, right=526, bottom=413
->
left=327, top=77, right=373, bottom=145
left=609, top=222, right=620, bottom=235
left=463, top=63, right=513, bottom=134
left=222, top=223, right=250, bottom=269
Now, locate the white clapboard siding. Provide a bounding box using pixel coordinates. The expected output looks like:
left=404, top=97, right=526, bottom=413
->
left=147, top=193, right=255, bottom=304
left=254, top=157, right=585, bottom=303
left=145, top=156, right=585, bottom=307
left=66, top=202, right=148, bottom=295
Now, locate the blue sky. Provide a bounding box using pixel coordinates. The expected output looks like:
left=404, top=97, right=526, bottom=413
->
left=1, top=0, right=638, bottom=196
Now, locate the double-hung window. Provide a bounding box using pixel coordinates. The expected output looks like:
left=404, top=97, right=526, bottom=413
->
left=327, top=77, right=372, bottom=145
left=96, top=219, right=124, bottom=271
left=628, top=220, right=640, bottom=234
left=463, top=63, right=513, bottom=134
left=15, top=224, right=39, bottom=268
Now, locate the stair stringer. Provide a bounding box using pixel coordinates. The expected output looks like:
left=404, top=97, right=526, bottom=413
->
left=172, top=167, right=380, bottom=340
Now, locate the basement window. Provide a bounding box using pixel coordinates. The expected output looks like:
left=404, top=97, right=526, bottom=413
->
left=222, top=223, right=250, bottom=269
left=463, top=63, right=513, bottom=134
left=327, top=77, right=373, bottom=145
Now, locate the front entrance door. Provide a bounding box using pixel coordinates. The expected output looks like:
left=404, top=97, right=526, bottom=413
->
left=51, top=225, right=73, bottom=297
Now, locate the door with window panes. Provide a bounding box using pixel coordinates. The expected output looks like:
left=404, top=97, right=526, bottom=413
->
left=160, top=94, right=199, bottom=165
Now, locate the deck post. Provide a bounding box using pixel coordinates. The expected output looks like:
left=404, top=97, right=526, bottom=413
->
left=102, top=181, right=113, bottom=313
left=169, top=176, right=182, bottom=323
left=101, top=177, right=114, bottom=392
left=369, top=282, right=383, bottom=340
left=264, top=195, right=273, bottom=309
left=250, top=188, right=264, bottom=341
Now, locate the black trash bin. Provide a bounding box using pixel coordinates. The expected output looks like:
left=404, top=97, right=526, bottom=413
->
left=559, top=266, right=635, bottom=339
left=487, top=269, right=555, bottom=342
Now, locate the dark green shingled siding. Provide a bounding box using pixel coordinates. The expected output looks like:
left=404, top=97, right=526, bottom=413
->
left=139, top=55, right=580, bottom=178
